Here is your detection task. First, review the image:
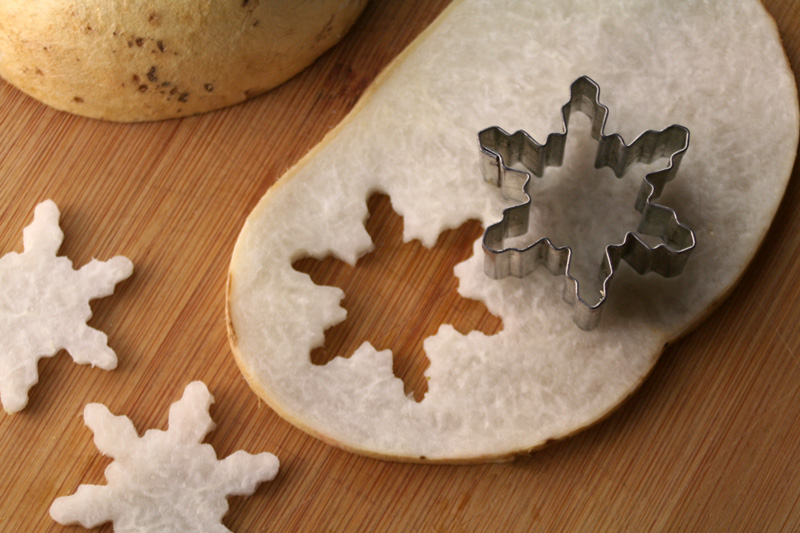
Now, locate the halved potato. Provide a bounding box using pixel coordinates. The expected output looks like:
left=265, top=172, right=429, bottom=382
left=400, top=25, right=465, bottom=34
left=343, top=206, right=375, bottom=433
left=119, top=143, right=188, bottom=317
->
left=0, top=0, right=368, bottom=121
left=228, top=0, right=798, bottom=462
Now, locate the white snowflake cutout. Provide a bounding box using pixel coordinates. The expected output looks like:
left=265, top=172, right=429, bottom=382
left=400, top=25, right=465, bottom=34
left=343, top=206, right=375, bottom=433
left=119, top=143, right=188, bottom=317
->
left=50, top=381, right=280, bottom=533
left=0, top=200, right=133, bottom=413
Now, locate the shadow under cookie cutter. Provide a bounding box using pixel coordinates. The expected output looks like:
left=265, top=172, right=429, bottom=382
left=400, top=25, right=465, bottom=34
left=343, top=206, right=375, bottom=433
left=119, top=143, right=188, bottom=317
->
left=479, top=76, right=696, bottom=331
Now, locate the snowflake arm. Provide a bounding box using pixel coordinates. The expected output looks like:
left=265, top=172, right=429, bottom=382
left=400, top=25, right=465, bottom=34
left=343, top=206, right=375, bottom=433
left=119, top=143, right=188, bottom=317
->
left=50, top=381, right=280, bottom=532
left=167, top=380, right=216, bottom=445
left=85, top=403, right=140, bottom=457
left=64, top=327, right=117, bottom=369
left=78, top=256, right=134, bottom=299
left=0, top=200, right=133, bottom=413
left=68, top=258, right=133, bottom=368
left=218, top=450, right=281, bottom=496
left=50, top=484, right=117, bottom=529
left=0, top=355, right=40, bottom=414
left=23, top=200, right=63, bottom=257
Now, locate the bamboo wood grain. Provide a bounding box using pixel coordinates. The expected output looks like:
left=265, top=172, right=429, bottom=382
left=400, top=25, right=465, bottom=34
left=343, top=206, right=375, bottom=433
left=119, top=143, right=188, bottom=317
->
left=0, top=1, right=798, bottom=531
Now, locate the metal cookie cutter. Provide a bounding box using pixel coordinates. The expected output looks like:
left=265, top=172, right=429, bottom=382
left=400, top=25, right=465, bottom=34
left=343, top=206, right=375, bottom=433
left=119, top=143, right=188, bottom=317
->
left=479, top=76, right=696, bottom=330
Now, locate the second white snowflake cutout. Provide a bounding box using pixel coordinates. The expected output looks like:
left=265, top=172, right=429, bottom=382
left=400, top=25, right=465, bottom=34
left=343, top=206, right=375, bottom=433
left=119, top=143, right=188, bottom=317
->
left=0, top=200, right=133, bottom=413
left=50, top=381, right=280, bottom=532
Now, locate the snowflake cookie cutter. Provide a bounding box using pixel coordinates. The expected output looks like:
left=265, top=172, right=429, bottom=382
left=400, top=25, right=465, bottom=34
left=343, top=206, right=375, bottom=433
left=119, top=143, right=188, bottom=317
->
left=479, top=76, right=696, bottom=331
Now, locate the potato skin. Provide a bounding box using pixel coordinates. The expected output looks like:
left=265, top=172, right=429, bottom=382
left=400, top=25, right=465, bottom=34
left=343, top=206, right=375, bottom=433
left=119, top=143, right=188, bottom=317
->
left=0, top=0, right=368, bottom=121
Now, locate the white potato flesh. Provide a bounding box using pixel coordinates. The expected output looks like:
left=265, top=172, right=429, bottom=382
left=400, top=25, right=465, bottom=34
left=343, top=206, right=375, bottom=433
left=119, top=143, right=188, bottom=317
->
left=228, top=0, right=798, bottom=461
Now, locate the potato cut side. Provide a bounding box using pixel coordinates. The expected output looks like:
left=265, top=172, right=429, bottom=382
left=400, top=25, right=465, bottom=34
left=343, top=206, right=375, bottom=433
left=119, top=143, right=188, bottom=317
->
left=0, top=0, right=368, bottom=121
left=228, top=0, right=798, bottom=462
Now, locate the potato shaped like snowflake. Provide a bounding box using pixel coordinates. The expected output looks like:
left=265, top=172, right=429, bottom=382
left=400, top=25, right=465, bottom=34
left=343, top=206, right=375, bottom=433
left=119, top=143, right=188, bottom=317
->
left=0, top=200, right=133, bottom=413
left=50, top=381, right=280, bottom=532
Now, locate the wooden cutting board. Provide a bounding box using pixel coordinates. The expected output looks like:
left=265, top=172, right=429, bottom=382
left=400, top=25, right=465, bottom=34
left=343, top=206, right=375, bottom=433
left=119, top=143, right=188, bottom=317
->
left=1, top=1, right=799, bottom=531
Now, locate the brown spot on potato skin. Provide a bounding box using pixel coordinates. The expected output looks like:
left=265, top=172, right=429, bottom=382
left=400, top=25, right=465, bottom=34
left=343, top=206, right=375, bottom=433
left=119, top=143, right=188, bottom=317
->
left=178, top=92, right=189, bottom=102
left=132, top=74, right=140, bottom=83
left=157, top=40, right=165, bottom=52
left=138, top=84, right=148, bottom=93
left=73, top=96, right=83, bottom=103
left=147, top=66, right=158, bottom=82
left=244, top=88, right=268, bottom=99
left=204, top=84, right=214, bottom=92
left=315, top=15, right=336, bottom=44
left=35, top=68, right=43, bottom=76
left=135, top=37, right=145, bottom=47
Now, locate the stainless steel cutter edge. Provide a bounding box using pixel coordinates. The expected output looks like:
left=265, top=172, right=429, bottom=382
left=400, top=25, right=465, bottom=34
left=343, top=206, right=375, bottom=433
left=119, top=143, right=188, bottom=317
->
left=479, top=76, right=696, bottom=330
